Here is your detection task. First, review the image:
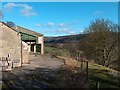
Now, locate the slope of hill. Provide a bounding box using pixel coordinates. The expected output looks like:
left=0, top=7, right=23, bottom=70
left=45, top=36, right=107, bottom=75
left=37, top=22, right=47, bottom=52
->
left=44, top=34, right=85, bottom=44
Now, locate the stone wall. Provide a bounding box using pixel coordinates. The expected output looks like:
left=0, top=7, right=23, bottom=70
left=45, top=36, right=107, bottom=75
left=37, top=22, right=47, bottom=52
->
left=0, top=22, right=21, bottom=67
left=38, top=37, right=44, bottom=54
left=57, top=56, right=80, bottom=68
left=22, top=41, right=29, bottom=64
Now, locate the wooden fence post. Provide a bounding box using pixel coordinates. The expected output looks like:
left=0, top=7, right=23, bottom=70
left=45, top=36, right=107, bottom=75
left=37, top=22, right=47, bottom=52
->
left=81, top=60, right=83, bottom=72
left=80, top=54, right=84, bottom=72
left=86, top=61, right=88, bottom=83
left=96, top=82, right=99, bottom=90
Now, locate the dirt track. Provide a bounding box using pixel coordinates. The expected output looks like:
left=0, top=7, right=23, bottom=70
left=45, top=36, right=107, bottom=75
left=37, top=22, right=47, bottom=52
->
left=2, top=55, right=64, bottom=89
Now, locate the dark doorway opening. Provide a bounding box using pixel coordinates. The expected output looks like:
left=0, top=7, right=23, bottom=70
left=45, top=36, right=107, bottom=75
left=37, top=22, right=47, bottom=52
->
left=36, top=44, right=41, bottom=53
left=31, top=44, right=34, bottom=52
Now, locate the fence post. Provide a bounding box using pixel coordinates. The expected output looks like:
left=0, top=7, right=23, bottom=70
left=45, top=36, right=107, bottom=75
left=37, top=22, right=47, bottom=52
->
left=80, top=54, right=84, bottom=72
left=96, top=82, right=99, bottom=90
left=81, top=60, right=83, bottom=72
left=86, top=61, right=88, bottom=83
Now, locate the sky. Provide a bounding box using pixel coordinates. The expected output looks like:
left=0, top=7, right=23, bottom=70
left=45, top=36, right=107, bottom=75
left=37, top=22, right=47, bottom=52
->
left=1, top=2, right=118, bottom=36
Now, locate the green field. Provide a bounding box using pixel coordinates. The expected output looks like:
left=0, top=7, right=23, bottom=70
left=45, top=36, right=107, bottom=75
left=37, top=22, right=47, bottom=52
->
left=44, top=46, right=70, bottom=57
left=88, top=63, right=119, bottom=89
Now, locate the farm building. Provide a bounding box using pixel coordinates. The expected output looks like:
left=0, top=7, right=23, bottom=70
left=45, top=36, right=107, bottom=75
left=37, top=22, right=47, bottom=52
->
left=0, top=22, right=44, bottom=71
left=0, top=22, right=22, bottom=70
left=13, top=26, right=44, bottom=55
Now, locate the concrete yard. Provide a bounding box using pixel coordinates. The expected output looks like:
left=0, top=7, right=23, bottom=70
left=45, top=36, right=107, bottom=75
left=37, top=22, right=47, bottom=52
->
left=2, top=55, right=64, bottom=89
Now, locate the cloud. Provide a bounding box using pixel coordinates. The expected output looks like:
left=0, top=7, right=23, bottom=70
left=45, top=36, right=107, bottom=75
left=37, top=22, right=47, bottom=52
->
left=35, top=22, right=55, bottom=28
left=57, top=21, right=80, bottom=35
left=58, top=21, right=80, bottom=27
left=94, top=10, right=103, bottom=16
left=67, top=21, right=80, bottom=26
left=58, top=23, right=65, bottom=27
left=39, top=29, right=55, bottom=34
left=36, top=21, right=79, bottom=28
left=35, top=23, right=41, bottom=27
left=47, top=22, right=55, bottom=27
left=3, top=3, right=37, bottom=17
left=39, top=28, right=76, bottom=35
left=58, top=28, right=75, bottom=35
left=80, top=30, right=84, bottom=34
left=3, top=3, right=17, bottom=11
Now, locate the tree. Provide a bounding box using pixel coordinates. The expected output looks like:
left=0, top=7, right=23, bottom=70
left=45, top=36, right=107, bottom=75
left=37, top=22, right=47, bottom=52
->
left=80, top=19, right=118, bottom=67
left=6, top=21, right=16, bottom=27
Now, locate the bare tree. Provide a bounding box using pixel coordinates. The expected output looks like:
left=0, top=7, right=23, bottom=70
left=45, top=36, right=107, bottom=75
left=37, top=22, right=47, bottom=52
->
left=80, top=19, right=118, bottom=67
left=6, top=21, right=16, bottom=27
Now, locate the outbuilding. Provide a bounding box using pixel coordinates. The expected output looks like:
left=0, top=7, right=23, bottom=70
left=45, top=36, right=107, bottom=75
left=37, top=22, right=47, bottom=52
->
left=0, top=22, right=44, bottom=71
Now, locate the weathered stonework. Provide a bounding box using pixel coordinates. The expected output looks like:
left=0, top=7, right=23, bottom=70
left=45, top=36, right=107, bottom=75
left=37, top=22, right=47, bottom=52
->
left=0, top=22, right=44, bottom=71
left=0, top=22, right=21, bottom=68
left=22, top=41, right=29, bottom=64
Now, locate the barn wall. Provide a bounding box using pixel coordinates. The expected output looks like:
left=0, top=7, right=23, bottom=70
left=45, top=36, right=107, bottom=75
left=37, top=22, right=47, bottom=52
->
left=0, top=23, right=2, bottom=59
left=22, top=41, right=29, bottom=64
left=38, top=37, right=44, bottom=54
left=0, top=23, right=21, bottom=67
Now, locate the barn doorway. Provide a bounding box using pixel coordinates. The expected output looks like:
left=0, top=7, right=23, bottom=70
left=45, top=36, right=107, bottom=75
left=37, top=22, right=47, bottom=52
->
left=36, top=44, right=41, bottom=53
left=31, top=44, right=34, bottom=52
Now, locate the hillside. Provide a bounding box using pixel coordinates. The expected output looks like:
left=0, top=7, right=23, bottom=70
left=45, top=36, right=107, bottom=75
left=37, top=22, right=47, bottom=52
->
left=44, top=34, right=85, bottom=44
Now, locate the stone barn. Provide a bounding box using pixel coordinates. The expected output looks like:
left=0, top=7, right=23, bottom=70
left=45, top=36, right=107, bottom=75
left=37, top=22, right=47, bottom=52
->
left=0, top=22, right=44, bottom=71
left=13, top=26, right=44, bottom=55
left=0, top=22, right=22, bottom=70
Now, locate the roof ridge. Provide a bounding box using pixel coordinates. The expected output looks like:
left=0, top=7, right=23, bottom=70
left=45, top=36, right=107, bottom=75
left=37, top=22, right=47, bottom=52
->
left=15, top=25, right=43, bottom=37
